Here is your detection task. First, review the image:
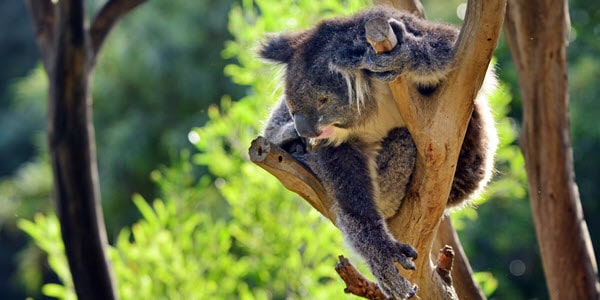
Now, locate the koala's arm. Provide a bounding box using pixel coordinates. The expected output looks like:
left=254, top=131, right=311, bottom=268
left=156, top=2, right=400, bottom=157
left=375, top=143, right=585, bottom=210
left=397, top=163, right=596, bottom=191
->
left=360, top=12, right=459, bottom=86
left=263, top=97, right=302, bottom=147
left=305, top=142, right=417, bottom=299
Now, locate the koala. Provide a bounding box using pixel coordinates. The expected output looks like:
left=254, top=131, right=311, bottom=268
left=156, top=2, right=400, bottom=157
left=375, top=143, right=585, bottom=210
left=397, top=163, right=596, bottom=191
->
left=259, top=6, right=497, bottom=299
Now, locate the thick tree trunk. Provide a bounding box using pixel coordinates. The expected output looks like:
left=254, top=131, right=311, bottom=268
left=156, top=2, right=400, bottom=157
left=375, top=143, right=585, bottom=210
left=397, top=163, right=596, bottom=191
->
left=503, top=0, right=600, bottom=298
left=31, top=1, right=118, bottom=298
left=25, top=0, right=145, bottom=298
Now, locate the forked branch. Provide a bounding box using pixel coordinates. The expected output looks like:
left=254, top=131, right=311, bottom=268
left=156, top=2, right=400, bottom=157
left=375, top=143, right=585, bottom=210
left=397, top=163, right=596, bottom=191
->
left=90, top=0, right=147, bottom=57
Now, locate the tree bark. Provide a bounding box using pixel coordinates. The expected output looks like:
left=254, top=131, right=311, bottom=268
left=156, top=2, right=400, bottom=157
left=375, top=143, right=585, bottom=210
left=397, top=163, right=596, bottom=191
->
left=380, top=0, right=504, bottom=298
left=503, top=1, right=600, bottom=298
left=25, top=0, right=145, bottom=299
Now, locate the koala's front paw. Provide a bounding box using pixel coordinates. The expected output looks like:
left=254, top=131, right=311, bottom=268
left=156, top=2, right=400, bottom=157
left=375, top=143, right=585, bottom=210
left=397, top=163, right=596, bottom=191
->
left=280, top=138, right=310, bottom=164
left=369, top=241, right=418, bottom=299
left=361, top=48, right=408, bottom=82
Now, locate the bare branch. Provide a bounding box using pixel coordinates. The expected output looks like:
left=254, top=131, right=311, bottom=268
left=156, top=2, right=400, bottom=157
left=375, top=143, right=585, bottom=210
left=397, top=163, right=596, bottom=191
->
left=434, top=218, right=485, bottom=300
left=335, top=255, right=389, bottom=300
left=435, top=245, right=454, bottom=285
left=49, top=0, right=119, bottom=298
left=449, top=0, right=507, bottom=106
left=249, top=137, right=334, bottom=222
left=90, top=0, right=147, bottom=57
left=369, top=0, right=505, bottom=297
left=24, top=0, right=54, bottom=71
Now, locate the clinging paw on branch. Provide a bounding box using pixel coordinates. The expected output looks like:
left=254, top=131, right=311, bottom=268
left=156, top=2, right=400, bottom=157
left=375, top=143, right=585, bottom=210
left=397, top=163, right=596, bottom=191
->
left=251, top=1, right=505, bottom=299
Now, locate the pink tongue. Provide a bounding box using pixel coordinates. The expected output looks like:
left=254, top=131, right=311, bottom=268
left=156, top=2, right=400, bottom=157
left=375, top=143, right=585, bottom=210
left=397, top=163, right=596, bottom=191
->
left=316, top=125, right=334, bottom=139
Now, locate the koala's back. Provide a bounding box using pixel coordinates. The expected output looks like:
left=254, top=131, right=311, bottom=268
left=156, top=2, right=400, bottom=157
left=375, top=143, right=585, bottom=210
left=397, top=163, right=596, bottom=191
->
left=448, top=86, right=498, bottom=205
left=261, top=5, right=497, bottom=211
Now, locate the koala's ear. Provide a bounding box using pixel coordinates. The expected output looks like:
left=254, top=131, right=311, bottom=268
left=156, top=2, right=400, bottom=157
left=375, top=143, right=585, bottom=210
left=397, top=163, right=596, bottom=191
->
left=259, top=33, right=297, bottom=64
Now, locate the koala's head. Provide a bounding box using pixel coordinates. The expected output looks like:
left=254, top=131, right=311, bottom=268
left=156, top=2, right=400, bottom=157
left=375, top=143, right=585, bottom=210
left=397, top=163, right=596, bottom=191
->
left=259, top=13, right=380, bottom=145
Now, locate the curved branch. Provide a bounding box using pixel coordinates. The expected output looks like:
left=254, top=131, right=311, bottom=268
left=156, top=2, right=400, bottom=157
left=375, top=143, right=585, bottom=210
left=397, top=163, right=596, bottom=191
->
left=249, top=137, right=334, bottom=222
left=335, top=255, right=389, bottom=300
left=47, top=1, right=119, bottom=299
left=90, top=0, right=147, bottom=57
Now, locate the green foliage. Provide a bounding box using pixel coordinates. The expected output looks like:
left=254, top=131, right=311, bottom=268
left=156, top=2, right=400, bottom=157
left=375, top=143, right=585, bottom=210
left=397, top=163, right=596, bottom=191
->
left=0, top=66, right=51, bottom=231
left=91, top=0, right=246, bottom=232
left=18, top=214, right=74, bottom=300
left=18, top=0, right=375, bottom=299
left=12, top=0, right=598, bottom=299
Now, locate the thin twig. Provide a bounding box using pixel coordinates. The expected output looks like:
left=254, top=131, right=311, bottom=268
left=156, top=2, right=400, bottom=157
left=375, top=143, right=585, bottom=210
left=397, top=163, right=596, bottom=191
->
left=90, top=0, right=147, bottom=56
left=335, top=255, right=390, bottom=300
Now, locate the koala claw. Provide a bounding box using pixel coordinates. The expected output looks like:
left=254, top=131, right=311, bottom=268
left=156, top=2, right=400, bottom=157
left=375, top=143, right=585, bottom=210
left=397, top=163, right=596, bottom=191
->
left=361, top=50, right=405, bottom=82
left=395, top=242, right=418, bottom=269
left=369, top=241, right=418, bottom=299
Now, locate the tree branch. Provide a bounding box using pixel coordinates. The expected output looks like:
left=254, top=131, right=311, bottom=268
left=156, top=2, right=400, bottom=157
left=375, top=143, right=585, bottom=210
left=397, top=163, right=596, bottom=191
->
left=374, top=0, right=505, bottom=297
left=435, top=245, right=454, bottom=285
left=335, top=255, right=389, bottom=300
left=504, top=0, right=600, bottom=298
left=249, top=137, right=334, bottom=222
left=47, top=1, right=119, bottom=299
left=434, top=218, right=486, bottom=299
left=24, top=0, right=151, bottom=298
left=90, top=0, right=147, bottom=57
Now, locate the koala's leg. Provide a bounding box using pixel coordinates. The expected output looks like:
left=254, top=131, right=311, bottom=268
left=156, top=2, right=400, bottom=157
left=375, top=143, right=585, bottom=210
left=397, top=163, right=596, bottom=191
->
left=376, top=127, right=417, bottom=219
left=304, top=142, right=418, bottom=299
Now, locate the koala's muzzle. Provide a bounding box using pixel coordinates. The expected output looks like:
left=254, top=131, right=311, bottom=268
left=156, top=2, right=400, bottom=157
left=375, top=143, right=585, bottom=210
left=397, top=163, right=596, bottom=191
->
left=293, top=114, right=319, bottom=138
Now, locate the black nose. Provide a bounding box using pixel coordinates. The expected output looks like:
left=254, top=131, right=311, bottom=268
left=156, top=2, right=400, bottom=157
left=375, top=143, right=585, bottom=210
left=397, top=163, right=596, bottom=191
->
left=293, top=114, right=319, bottom=138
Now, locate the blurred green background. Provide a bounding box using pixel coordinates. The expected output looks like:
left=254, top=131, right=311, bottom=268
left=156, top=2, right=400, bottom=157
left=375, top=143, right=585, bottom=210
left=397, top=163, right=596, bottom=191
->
left=0, top=0, right=598, bottom=299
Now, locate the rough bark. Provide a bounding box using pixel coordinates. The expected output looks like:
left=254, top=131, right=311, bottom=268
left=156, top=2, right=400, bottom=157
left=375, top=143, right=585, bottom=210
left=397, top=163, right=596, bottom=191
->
left=335, top=255, right=389, bottom=300
left=504, top=0, right=600, bottom=298
left=376, top=0, right=504, bottom=298
left=24, top=0, right=145, bottom=299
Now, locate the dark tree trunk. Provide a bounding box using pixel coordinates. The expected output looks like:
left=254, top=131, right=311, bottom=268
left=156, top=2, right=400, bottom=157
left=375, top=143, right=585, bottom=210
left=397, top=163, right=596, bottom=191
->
left=25, top=0, right=145, bottom=298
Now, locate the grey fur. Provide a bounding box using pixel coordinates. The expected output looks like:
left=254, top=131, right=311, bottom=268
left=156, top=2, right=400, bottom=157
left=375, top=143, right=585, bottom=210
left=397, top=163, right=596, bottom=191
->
left=259, top=6, right=497, bottom=299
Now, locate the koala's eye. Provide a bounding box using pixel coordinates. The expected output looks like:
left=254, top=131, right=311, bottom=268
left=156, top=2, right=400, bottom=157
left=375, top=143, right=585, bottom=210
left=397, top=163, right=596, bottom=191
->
left=317, top=97, right=329, bottom=109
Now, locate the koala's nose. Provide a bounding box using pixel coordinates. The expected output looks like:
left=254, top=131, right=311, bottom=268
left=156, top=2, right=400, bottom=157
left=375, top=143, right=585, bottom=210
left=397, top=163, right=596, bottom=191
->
left=293, top=114, right=319, bottom=138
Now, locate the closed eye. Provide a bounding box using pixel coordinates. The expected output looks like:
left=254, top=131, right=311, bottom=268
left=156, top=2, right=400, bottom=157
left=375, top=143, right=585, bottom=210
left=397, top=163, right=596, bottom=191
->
left=317, top=97, right=329, bottom=109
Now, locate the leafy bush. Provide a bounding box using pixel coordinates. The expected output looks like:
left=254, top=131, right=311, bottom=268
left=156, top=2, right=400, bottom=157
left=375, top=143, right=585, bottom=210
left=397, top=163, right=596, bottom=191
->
left=19, top=0, right=372, bottom=299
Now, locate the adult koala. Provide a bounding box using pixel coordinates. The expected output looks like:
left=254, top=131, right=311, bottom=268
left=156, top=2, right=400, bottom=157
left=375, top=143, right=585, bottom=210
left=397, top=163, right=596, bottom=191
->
left=259, top=6, right=497, bottom=299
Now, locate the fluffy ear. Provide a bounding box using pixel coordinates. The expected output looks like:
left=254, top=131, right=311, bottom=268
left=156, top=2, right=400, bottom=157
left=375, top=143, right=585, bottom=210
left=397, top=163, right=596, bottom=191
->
left=258, top=33, right=296, bottom=64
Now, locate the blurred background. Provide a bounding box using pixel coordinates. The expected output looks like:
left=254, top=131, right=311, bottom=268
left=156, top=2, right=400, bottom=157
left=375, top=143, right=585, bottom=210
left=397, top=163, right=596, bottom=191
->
left=0, top=0, right=598, bottom=299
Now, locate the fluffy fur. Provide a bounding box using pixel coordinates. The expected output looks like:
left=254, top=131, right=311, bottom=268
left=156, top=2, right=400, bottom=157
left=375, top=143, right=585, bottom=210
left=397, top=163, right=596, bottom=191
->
left=260, top=6, right=497, bottom=299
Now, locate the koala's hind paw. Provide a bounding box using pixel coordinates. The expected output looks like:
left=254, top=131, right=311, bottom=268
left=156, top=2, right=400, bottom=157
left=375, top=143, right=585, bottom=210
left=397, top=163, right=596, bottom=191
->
left=393, top=242, right=418, bottom=270
left=370, top=241, right=418, bottom=299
